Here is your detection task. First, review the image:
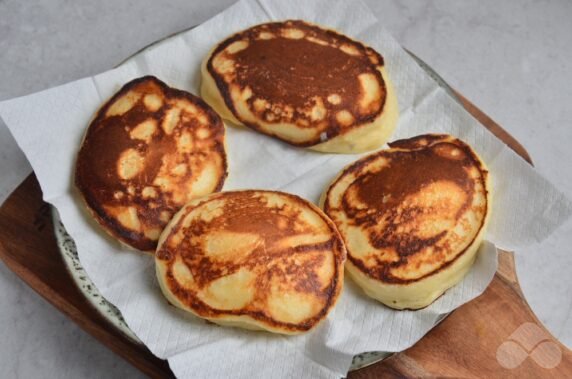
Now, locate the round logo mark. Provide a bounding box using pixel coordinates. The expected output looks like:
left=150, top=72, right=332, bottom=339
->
left=496, top=322, right=562, bottom=369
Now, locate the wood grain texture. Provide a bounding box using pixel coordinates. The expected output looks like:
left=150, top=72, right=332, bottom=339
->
left=0, top=176, right=173, bottom=378
left=0, top=95, right=569, bottom=378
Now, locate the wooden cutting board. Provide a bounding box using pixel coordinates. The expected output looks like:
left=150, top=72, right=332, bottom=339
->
left=0, top=93, right=570, bottom=378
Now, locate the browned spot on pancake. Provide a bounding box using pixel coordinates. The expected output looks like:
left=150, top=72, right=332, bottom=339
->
left=157, top=191, right=346, bottom=333
left=324, top=134, right=488, bottom=284
left=75, top=76, right=227, bottom=251
left=207, top=20, right=387, bottom=147
left=351, top=144, right=473, bottom=223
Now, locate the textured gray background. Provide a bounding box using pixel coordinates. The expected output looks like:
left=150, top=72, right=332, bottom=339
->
left=1, top=0, right=571, bottom=377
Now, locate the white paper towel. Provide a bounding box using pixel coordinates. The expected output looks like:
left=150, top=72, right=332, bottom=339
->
left=1, top=0, right=571, bottom=377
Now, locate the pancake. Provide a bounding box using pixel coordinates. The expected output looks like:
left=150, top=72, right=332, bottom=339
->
left=155, top=190, right=346, bottom=334
left=321, top=134, right=491, bottom=309
left=75, top=76, right=227, bottom=252
left=201, top=20, right=399, bottom=153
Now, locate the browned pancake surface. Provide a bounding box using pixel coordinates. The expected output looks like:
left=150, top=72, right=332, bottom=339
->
left=207, top=20, right=387, bottom=146
left=324, top=134, right=489, bottom=284
left=156, top=190, right=345, bottom=333
left=76, top=76, right=227, bottom=251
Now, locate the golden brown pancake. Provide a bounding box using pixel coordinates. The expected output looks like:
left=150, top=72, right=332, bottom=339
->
left=75, top=76, right=227, bottom=252
left=321, top=134, right=491, bottom=309
left=155, top=190, right=346, bottom=334
left=201, top=20, right=399, bottom=153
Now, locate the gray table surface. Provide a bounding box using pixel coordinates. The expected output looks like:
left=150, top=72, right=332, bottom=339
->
left=1, top=1, right=571, bottom=378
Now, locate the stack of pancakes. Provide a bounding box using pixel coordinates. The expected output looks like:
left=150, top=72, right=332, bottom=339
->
left=75, top=20, right=491, bottom=334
